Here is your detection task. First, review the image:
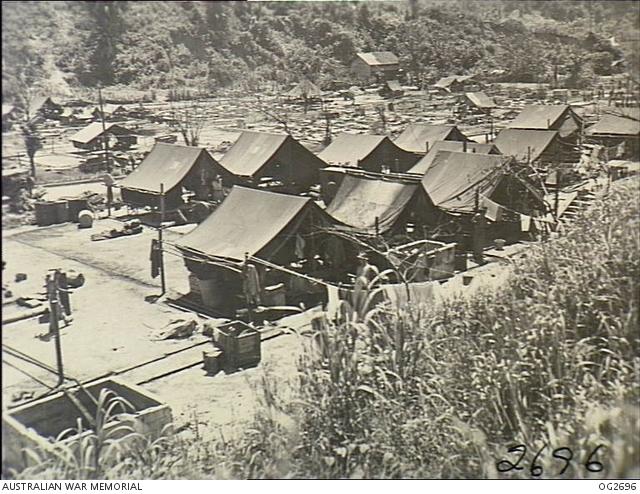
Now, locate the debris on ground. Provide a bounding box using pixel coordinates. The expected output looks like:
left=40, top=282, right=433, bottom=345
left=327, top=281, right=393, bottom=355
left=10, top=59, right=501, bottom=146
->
left=15, top=273, right=27, bottom=282
left=152, top=315, right=200, bottom=340
left=16, top=297, right=44, bottom=309
left=91, top=220, right=143, bottom=241
left=66, top=270, right=85, bottom=288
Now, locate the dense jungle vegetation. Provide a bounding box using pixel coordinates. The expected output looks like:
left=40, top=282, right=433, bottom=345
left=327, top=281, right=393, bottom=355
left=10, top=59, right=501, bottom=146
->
left=2, top=0, right=638, bottom=101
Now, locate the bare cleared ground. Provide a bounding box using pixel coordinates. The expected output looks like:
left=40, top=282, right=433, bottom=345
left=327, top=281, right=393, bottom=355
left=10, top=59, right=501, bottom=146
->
left=2, top=206, right=519, bottom=441
left=1, top=219, right=308, bottom=440
left=1, top=84, right=605, bottom=443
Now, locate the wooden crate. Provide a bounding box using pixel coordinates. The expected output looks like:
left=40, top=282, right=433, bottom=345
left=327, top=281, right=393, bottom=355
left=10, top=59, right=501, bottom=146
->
left=215, top=321, right=261, bottom=372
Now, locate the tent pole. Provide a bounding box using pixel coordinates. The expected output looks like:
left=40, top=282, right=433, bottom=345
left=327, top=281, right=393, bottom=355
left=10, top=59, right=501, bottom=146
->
left=159, top=183, right=166, bottom=296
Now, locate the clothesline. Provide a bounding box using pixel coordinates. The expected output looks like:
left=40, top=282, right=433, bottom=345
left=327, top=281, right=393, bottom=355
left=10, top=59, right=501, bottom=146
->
left=479, top=193, right=557, bottom=224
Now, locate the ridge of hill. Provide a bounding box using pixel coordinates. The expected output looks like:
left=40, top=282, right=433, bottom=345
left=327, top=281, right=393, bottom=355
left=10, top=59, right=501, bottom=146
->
left=2, top=0, right=638, bottom=101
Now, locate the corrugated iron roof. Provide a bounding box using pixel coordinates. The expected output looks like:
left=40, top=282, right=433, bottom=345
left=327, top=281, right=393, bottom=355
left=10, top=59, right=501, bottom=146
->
left=69, top=122, right=130, bottom=144
left=356, top=51, right=399, bottom=66
left=394, top=124, right=467, bottom=154
left=493, top=129, right=559, bottom=161
left=318, top=134, right=388, bottom=167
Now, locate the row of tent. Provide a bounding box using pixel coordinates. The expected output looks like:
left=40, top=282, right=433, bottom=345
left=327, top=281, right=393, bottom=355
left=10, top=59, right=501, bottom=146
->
left=117, top=104, right=639, bottom=212
left=173, top=148, right=529, bottom=266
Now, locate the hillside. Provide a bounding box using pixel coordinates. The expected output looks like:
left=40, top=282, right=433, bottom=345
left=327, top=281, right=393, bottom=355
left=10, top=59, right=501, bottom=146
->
left=2, top=0, right=638, bottom=102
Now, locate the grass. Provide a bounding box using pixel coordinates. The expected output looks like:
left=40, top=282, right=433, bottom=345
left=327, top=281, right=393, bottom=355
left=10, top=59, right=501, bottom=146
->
left=6, top=178, right=639, bottom=479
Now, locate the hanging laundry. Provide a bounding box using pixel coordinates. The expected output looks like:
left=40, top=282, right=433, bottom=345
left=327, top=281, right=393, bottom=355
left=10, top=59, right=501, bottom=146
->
left=325, top=285, right=341, bottom=318
left=430, top=247, right=455, bottom=280
left=242, top=264, right=261, bottom=306
left=482, top=197, right=503, bottom=222
left=520, top=214, right=531, bottom=232
left=295, top=235, right=306, bottom=259
left=382, top=281, right=436, bottom=307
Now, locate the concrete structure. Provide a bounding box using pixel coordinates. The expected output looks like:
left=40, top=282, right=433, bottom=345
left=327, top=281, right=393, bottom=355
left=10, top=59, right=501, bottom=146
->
left=2, top=378, right=172, bottom=472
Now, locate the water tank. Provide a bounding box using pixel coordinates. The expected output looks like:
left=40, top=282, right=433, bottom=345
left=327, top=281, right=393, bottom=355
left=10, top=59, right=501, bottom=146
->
left=78, top=210, right=94, bottom=229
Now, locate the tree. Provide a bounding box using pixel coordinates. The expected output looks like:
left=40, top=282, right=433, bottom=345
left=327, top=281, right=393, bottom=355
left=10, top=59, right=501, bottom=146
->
left=168, top=101, right=206, bottom=147
left=22, top=123, right=42, bottom=179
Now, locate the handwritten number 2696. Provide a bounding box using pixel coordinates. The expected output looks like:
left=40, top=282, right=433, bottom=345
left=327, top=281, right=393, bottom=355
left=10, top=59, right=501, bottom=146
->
left=496, top=444, right=605, bottom=477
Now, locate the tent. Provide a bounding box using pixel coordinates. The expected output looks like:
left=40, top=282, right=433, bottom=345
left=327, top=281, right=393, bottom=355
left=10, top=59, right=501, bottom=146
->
left=586, top=110, right=640, bottom=137
left=286, top=79, right=322, bottom=100
left=434, top=75, right=475, bottom=92
left=463, top=92, right=496, bottom=111
left=218, top=131, right=326, bottom=190
left=70, top=122, right=136, bottom=151
left=585, top=109, right=640, bottom=160
left=508, top=104, right=582, bottom=138
left=493, top=129, right=560, bottom=163
left=394, top=124, right=469, bottom=154
left=119, top=143, right=222, bottom=209
left=379, top=80, right=404, bottom=98
left=408, top=141, right=500, bottom=174
left=28, top=96, right=62, bottom=119
left=176, top=186, right=332, bottom=263
left=93, top=104, right=127, bottom=120
left=421, top=151, right=509, bottom=213
left=325, top=175, right=418, bottom=234
left=318, top=133, right=419, bottom=173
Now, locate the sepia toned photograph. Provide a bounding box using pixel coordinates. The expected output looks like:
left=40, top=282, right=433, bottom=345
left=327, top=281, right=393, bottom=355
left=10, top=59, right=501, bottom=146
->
left=1, top=0, right=639, bottom=482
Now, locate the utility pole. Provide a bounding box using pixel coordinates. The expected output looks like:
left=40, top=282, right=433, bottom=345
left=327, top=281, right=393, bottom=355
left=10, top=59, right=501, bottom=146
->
left=46, top=273, right=65, bottom=386
left=158, top=183, right=166, bottom=295
left=98, top=87, right=111, bottom=174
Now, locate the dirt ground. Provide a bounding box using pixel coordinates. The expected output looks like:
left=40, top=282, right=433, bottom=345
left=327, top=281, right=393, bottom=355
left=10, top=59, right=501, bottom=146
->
left=1, top=83, right=605, bottom=445
left=1, top=217, right=310, bottom=440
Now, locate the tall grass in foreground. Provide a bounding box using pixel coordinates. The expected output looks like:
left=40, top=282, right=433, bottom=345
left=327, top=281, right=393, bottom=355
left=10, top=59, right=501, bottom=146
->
left=9, top=179, right=639, bottom=479
left=216, top=178, right=639, bottom=479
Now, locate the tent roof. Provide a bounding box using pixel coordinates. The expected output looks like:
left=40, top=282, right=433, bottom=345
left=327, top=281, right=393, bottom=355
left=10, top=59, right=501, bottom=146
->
left=421, top=151, right=508, bottom=213
left=465, top=92, right=496, bottom=109
left=287, top=79, right=322, bottom=99
left=509, top=104, right=572, bottom=129
left=586, top=111, right=640, bottom=136
left=434, top=76, right=460, bottom=88
left=318, top=133, right=388, bottom=167
left=2, top=104, right=16, bottom=117
left=385, top=80, right=403, bottom=91
left=119, top=143, right=214, bottom=194
left=219, top=131, right=290, bottom=177
left=409, top=141, right=499, bottom=174
left=356, top=51, right=399, bottom=66
left=394, top=124, right=467, bottom=154
left=325, top=175, right=417, bottom=234
left=176, top=186, right=317, bottom=262
left=69, top=122, right=129, bottom=144
left=493, top=129, right=558, bottom=161
left=98, top=103, right=126, bottom=115
left=30, top=95, right=58, bottom=112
